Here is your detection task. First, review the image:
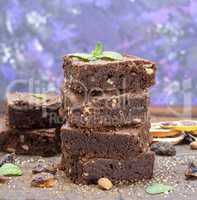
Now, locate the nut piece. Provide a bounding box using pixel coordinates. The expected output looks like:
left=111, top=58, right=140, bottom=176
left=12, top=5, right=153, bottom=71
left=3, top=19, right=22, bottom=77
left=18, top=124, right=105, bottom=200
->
left=145, top=68, right=154, bottom=75
left=98, top=177, right=113, bottom=190
left=190, top=141, right=197, bottom=150
left=21, top=145, right=29, bottom=151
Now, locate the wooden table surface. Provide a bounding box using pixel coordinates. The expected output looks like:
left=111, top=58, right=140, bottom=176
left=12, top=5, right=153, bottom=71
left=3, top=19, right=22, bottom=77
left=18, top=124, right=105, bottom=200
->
left=0, top=114, right=197, bottom=200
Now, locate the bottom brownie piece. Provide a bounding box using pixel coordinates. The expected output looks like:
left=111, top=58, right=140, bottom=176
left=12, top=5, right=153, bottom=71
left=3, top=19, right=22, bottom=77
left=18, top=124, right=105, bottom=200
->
left=62, top=151, right=155, bottom=184
left=0, top=117, right=61, bottom=157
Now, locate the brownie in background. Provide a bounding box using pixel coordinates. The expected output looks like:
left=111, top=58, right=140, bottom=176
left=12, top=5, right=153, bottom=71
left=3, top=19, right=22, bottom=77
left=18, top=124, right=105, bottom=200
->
left=0, top=117, right=61, bottom=157
left=7, top=92, right=62, bottom=129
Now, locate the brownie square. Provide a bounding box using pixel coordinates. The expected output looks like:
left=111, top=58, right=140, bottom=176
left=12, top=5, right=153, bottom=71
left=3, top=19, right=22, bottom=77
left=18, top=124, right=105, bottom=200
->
left=61, top=87, right=149, bottom=128
left=7, top=92, right=62, bottom=129
left=62, top=150, right=155, bottom=184
left=0, top=117, right=61, bottom=157
left=63, top=54, right=156, bottom=93
left=61, top=122, right=152, bottom=160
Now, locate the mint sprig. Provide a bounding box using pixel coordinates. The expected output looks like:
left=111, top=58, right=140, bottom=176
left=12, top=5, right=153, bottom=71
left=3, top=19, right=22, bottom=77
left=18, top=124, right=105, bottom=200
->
left=68, top=53, right=94, bottom=61
left=32, top=94, right=45, bottom=100
left=68, top=42, right=123, bottom=62
left=91, top=42, right=103, bottom=57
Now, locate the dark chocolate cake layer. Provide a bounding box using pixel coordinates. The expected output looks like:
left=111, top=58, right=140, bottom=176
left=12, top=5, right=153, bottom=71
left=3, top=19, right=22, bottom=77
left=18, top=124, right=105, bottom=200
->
left=61, top=122, right=152, bottom=160
left=63, top=55, right=156, bottom=93
left=62, top=150, right=155, bottom=184
left=61, top=87, right=149, bottom=128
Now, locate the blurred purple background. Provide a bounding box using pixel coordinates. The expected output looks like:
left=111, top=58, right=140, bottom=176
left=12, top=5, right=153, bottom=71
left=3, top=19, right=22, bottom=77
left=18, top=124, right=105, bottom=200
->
left=0, top=0, right=196, bottom=106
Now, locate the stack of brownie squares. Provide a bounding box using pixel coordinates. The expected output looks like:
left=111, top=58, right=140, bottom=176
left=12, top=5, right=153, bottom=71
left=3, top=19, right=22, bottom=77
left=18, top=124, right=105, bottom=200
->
left=60, top=54, right=156, bottom=184
left=0, top=92, right=61, bottom=156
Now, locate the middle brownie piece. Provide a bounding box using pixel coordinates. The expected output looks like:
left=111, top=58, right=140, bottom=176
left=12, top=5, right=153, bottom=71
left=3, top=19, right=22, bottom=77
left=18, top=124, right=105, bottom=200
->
left=61, top=122, right=151, bottom=160
left=61, top=87, right=149, bottom=128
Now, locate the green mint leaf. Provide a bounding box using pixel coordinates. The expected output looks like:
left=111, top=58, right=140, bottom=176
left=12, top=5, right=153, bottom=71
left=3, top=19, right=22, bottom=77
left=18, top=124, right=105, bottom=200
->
left=32, top=94, right=45, bottom=100
left=91, top=42, right=103, bottom=57
left=68, top=44, right=123, bottom=62
left=146, top=183, right=173, bottom=195
left=0, top=163, right=22, bottom=176
left=99, top=51, right=123, bottom=60
left=68, top=53, right=93, bottom=61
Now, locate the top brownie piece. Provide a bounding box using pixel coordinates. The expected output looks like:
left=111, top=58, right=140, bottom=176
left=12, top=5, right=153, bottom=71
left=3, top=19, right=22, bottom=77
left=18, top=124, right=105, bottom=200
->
left=7, top=92, right=62, bottom=129
left=63, top=55, right=156, bottom=93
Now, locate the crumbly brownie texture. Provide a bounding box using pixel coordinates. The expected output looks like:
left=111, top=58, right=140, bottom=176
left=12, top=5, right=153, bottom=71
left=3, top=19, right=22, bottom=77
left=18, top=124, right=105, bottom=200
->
left=0, top=117, right=8, bottom=149
left=0, top=117, right=61, bottom=157
left=62, top=150, right=155, bottom=184
left=63, top=55, right=156, bottom=93
left=7, top=92, right=62, bottom=129
left=61, top=87, right=149, bottom=128
left=61, top=122, right=151, bottom=160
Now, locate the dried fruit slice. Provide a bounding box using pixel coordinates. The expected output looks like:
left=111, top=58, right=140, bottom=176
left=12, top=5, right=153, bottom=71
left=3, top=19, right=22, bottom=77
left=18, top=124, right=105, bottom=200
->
left=150, top=128, right=181, bottom=138
left=31, top=172, right=55, bottom=188
left=159, top=121, right=180, bottom=129
left=153, top=134, right=184, bottom=145
left=191, top=131, right=197, bottom=136
left=161, top=120, right=197, bottom=132
left=32, top=163, right=57, bottom=175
